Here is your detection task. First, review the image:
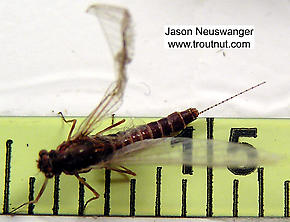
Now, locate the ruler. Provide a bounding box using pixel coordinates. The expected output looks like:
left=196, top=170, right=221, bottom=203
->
left=0, top=117, right=289, bottom=217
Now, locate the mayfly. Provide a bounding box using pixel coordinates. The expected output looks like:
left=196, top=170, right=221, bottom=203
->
left=12, top=4, right=270, bottom=213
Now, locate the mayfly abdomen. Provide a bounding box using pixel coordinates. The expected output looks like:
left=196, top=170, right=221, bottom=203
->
left=149, top=108, right=199, bottom=137
left=116, top=108, right=199, bottom=148
left=65, top=107, right=199, bottom=169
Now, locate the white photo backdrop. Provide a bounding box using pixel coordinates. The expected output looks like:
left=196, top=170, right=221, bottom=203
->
left=0, top=0, right=289, bottom=118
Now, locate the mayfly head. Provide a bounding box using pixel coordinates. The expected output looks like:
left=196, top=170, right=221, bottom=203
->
left=37, top=149, right=61, bottom=178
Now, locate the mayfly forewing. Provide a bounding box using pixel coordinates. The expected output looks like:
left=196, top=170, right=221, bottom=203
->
left=87, top=4, right=134, bottom=64
left=73, top=4, right=133, bottom=139
left=103, top=137, right=278, bottom=167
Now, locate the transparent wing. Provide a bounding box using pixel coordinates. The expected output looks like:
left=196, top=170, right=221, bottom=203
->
left=73, top=4, right=133, bottom=139
left=102, top=138, right=279, bottom=167
left=87, top=4, right=134, bottom=64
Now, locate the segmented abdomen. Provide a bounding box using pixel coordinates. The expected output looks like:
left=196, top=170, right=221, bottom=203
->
left=57, top=108, right=200, bottom=173
left=117, top=108, right=199, bottom=148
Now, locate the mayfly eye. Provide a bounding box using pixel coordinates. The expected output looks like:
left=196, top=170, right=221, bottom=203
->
left=39, top=150, right=48, bottom=157
left=49, top=150, right=57, bottom=158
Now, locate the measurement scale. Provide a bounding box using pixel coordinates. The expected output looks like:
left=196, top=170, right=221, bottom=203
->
left=0, top=4, right=288, bottom=219
left=1, top=117, right=289, bottom=217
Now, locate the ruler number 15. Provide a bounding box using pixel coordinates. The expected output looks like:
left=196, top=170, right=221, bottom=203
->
left=227, top=128, right=258, bottom=176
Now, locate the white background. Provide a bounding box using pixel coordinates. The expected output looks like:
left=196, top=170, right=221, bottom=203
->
left=0, top=0, right=289, bottom=118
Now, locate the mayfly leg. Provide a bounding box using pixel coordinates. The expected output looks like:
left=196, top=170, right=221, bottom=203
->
left=95, top=116, right=126, bottom=135
left=106, top=166, right=136, bottom=176
left=58, top=112, right=77, bottom=140
left=119, top=166, right=136, bottom=176
left=75, top=173, right=100, bottom=209
left=10, top=178, right=49, bottom=214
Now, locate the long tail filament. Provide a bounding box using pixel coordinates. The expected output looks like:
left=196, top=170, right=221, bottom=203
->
left=199, top=81, right=266, bottom=114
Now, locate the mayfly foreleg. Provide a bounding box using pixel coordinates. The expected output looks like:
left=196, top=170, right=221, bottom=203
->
left=75, top=173, right=100, bottom=209
left=106, top=165, right=136, bottom=176
left=58, top=112, right=77, bottom=140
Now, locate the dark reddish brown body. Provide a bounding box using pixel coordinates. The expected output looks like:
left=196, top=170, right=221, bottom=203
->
left=121, top=108, right=199, bottom=142
left=37, top=108, right=199, bottom=177
left=13, top=4, right=266, bottom=213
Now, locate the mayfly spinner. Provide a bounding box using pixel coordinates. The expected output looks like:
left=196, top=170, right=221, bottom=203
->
left=12, top=4, right=269, bottom=213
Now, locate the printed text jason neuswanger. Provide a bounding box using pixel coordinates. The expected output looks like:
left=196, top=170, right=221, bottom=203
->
left=164, top=26, right=255, bottom=49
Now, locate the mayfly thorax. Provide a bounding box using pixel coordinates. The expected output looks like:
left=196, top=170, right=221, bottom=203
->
left=11, top=4, right=269, bottom=213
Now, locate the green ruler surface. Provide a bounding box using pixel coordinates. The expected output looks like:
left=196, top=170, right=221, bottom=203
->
left=0, top=117, right=289, bottom=217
